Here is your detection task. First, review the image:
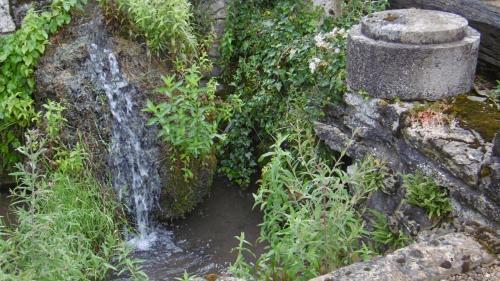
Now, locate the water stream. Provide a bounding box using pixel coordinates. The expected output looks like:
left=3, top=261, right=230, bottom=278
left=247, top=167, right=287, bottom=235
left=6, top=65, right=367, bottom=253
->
left=89, top=43, right=161, bottom=250
left=87, top=41, right=262, bottom=280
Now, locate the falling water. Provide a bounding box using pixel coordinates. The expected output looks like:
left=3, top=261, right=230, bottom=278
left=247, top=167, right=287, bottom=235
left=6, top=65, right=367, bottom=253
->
left=89, top=43, right=161, bottom=250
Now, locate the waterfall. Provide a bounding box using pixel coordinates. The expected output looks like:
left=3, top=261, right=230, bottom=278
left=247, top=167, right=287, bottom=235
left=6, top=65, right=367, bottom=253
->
left=89, top=43, right=161, bottom=250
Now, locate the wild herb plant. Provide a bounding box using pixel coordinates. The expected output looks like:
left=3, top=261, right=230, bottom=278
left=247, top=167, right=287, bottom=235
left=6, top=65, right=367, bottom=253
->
left=0, top=0, right=86, bottom=174
left=40, top=100, right=67, bottom=140
left=228, top=232, right=255, bottom=280
left=144, top=58, right=235, bottom=179
left=229, top=118, right=381, bottom=280
left=403, top=173, right=452, bottom=219
left=0, top=130, right=147, bottom=281
left=219, top=0, right=388, bottom=186
left=369, top=209, right=411, bottom=251
left=111, top=0, right=197, bottom=58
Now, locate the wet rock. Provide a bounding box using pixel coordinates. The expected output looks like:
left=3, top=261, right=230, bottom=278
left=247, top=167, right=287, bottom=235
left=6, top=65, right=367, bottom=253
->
left=310, top=233, right=495, bottom=281
left=0, top=0, right=15, bottom=33
left=35, top=4, right=216, bottom=220
left=347, top=9, right=480, bottom=100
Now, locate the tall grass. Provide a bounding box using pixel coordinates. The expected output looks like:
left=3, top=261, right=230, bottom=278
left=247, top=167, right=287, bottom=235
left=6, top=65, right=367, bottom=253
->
left=113, top=0, right=197, bottom=58
left=0, top=130, right=146, bottom=281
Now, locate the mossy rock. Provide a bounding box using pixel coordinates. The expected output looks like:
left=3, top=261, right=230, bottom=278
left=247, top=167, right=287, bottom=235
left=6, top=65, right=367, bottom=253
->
left=449, top=94, right=500, bottom=142
left=156, top=150, right=217, bottom=220
left=34, top=4, right=216, bottom=220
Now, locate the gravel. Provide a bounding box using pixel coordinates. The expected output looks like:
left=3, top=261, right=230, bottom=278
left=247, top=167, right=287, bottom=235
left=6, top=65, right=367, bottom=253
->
left=446, top=262, right=500, bottom=281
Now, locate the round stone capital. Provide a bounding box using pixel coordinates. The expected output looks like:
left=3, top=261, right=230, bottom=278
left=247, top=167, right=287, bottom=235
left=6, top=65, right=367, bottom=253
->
left=361, top=9, right=469, bottom=45
left=346, top=9, right=480, bottom=101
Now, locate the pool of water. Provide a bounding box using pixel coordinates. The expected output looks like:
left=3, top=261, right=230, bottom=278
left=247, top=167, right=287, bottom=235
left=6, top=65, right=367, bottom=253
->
left=1, top=176, right=262, bottom=280
left=120, top=176, right=263, bottom=280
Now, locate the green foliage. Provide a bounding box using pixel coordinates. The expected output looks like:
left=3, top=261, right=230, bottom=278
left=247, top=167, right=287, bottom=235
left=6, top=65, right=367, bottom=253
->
left=369, top=209, right=410, bottom=251
left=403, top=173, right=452, bottom=219
left=228, top=232, right=255, bottom=280
left=0, top=0, right=86, bottom=174
left=348, top=155, right=389, bottom=192
left=219, top=0, right=388, bottom=186
left=229, top=119, right=380, bottom=280
left=489, top=80, right=500, bottom=110
left=112, top=0, right=197, bottom=58
left=0, top=130, right=147, bottom=281
left=144, top=59, right=234, bottom=179
left=40, top=100, right=67, bottom=139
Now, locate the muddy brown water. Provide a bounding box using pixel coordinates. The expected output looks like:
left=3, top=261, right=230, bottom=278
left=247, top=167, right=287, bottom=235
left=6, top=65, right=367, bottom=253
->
left=130, top=176, right=263, bottom=280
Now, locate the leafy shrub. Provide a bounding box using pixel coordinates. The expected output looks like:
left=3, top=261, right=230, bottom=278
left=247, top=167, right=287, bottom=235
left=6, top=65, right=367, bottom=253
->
left=219, top=0, right=388, bottom=186
left=403, top=173, right=452, bottom=219
left=0, top=0, right=86, bottom=174
left=112, top=0, right=197, bottom=58
left=144, top=59, right=235, bottom=178
left=0, top=130, right=146, bottom=280
left=369, top=209, right=410, bottom=251
left=144, top=64, right=221, bottom=159
left=229, top=119, right=381, bottom=280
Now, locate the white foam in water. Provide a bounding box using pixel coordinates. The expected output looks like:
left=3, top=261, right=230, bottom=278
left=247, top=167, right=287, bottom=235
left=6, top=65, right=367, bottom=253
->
left=127, top=231, right=158, bottom=251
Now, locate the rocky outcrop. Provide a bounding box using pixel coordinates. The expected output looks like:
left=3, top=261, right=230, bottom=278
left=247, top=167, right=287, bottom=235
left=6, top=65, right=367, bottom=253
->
left=35, top=4, right=216, bottom=220
left=0, top=0, right=15, bottom=33
left=315, top=92, right=500, bottom=229
left=310, top=232, right=495, bottom=281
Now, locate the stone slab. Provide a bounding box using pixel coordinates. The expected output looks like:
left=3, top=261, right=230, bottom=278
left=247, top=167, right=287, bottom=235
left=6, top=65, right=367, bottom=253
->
left=361, top=9, right=468, bottom=44
left=347, top=22, right=480, bottom=101
left=309, top=233, right=495, bottom=281
left=0, top=0, right=15, bottom=33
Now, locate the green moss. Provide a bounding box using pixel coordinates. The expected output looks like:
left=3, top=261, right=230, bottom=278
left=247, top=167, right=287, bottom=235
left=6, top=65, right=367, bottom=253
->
left=449, top=94, right=500, bottom=142
left=157, top=150, right=217, bottom=220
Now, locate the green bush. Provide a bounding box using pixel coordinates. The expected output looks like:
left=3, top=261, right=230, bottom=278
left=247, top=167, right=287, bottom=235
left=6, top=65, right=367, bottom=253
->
left=144, top=59, right=234, bottom=179
left=0, top=0, right=86, bottom=175
left=219, top=0, right=388, bottom=186
left=0, top=130, right=146, bottom=280
left=114, top=0, right=197, bottom=58
left=403, top=173, right=452, bottom=219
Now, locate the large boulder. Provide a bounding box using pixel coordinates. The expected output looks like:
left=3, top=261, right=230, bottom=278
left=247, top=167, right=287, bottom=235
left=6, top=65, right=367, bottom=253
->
left=35, top=4, right=216, bottom=220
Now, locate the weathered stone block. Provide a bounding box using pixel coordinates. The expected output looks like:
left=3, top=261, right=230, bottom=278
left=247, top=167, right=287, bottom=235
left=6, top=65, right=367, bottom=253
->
left=310, top=233, right=495, bottom=281
left=347, top=9, right=480, bottom=101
